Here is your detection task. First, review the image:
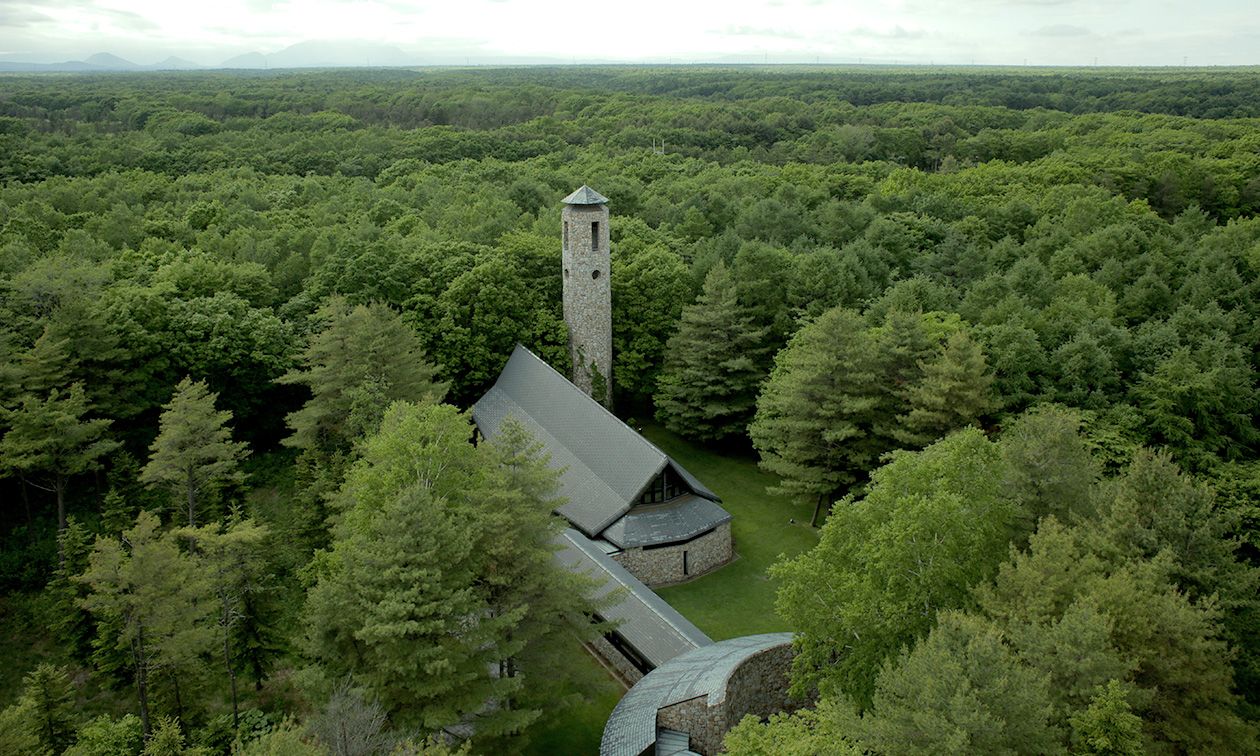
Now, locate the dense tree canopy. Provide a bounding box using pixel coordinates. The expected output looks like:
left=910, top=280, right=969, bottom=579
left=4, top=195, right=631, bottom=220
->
left=1, top=65, right=1258, bottom=752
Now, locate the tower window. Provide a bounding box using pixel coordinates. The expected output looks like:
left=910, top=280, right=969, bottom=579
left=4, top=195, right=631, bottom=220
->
left=564, top=268, right=569, bottom=278
left=563, top=221, right=569, bottom=248
left=592, top=269, right=601, bottom=279
left=591, top=221, right=600, bottom=250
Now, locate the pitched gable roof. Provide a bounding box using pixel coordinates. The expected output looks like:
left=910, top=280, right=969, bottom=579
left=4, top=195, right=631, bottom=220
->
left=472, top=345, right=718, bottom=537
left=556, top=529, right=711, bottom=669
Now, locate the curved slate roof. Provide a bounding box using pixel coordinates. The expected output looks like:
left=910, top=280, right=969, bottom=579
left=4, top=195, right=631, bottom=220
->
left=600, top=633, right=795, bottom=756
left=563, top=185, right=610, bottom=205
left=472, top=345, right=720, bottom=537
left=602, top=494, right=732, bottom=550
left=556, top=529, right=712, bottom=669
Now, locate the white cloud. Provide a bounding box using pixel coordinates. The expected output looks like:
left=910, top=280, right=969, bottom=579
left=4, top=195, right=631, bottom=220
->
left=0, top=0, right=1255, bottom=66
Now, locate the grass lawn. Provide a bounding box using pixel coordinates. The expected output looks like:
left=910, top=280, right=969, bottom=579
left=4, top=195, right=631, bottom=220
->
left=522, top=641, right=626, bottom=754
left=643, top=423, right=821, bottom=640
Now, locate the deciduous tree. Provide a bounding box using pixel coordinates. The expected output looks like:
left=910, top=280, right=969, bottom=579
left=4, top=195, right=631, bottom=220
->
left=773, top=429, right=1013, bottom=705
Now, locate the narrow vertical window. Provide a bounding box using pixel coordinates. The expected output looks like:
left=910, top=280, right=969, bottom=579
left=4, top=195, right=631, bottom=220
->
left=563, top=221, right=569, bottom=248
left=591, top=221, right=600, bottom=250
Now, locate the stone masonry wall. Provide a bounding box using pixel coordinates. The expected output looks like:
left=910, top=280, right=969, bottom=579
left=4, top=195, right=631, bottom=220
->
left=654, top=642, right=799, bottom=755
left=587, top=634, right=643, bottom=687
left=611, top=522, right=732, bottom=588
left=561, top=202, right=612, bottom=401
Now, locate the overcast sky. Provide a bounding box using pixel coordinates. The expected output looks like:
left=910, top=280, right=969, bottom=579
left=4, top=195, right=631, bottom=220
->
left=1, top=0, right=1257, bottom=66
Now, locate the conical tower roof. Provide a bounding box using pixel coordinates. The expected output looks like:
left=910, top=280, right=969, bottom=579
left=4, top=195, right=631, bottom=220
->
left=562, top=185, right=609, bottom=205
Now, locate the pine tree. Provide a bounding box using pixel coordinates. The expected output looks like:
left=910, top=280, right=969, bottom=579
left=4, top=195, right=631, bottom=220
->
left=850, top=613, right=1062, bottom=755
left=998, top=404, right=1100, bottom=541
left=19, top=663, right=77, bottom=755
left=180, top=514, right=272, bottom=730
left=0, top=699, right=43, bottom=756
left=305, top=403, right=599, bottom=742
left=654, top=261, right=769, bottom=442
left=475, top=418, right=605, bottom=744
left=78, top=511, right=214, bottom=737
left=141, top=377, right=249, bottom=528
left=279, top=299, right=447, bottom=456
left=749, top=307, right=883, bottom=526
left=48, top=517, right=98, bottom=664
left=894, top=329, right=994, bottom=448
left=17, top=327, right=75, bottom=396
left=1069, top=680, right=1146, bottom=756
left=0, top=383, right=117, bottom=539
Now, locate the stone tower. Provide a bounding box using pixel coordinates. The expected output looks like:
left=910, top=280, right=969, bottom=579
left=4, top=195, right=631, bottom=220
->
left=561, top=185, right=613, bottom=403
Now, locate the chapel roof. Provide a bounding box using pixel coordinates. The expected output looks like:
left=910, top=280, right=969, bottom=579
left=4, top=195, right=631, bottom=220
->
left=556, top=528, right=712, bottom=669
left=472, top=345, right=720, bottom=537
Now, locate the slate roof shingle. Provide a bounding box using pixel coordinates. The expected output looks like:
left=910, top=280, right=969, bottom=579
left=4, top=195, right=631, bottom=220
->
left=472, top=345, right=720, bottom=538
left=599, top=633, right=795, bottom=756
left=555, top=528, right=712, bottom=670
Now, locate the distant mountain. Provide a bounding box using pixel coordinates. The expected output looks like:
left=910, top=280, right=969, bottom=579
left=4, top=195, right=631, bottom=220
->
left=219, top=40, right=416, bottom=69
left=219, top=52, right=269, bottom=69
left=0, top=40, right=420, bottom=72
left=149, top=56, right=202, bottom=71
left=0, top=52, right=205, bottom=72
left=85, top=52, right=140, bottom=70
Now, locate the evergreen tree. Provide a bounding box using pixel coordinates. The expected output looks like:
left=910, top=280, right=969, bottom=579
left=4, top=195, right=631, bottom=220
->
left=78, top=511, right=214, bottom=737
left=1069, top=681, right=1146, bottom=756
left=0, top=698, right=44, bottom=756
left=849, top=612, right=1062, bottom=755
left=17, top=327, right=75, bottom=396
left=749, top=307, right=883, bottom=526
left=141, top=377, right=249, bottom=527
left=63, top=715, right=144, bottom=756
left=998, top=404, right=1101, bottom=541
left=654, top=261, right=769, bottom=442
left=180, top=514, right=272, bottom=729
left=19, top=663, right=77, bottom=755
left=977, top=518, right=1257, bottom=752
left=894, top=329, right=994, bottom=448
left=1094, top=450, right=1260, bottom=711
left=475, top=418, right=605, bottom=743
left=305, top=403, right=598, bottom=743
left=0, top=383, right=117, bottom=538
left=280, top=299, right=447, bottom=455
left=48, top=517, right=98, bottom=664
left=868, top=309, right=942, bottom=448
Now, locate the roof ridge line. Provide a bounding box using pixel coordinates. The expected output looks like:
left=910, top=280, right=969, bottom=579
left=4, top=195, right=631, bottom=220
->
left=489, top=389, right=629, bottom=536
left=511, top=344, right=668, bottom=465
left=562, top=529, right=712, bottom=647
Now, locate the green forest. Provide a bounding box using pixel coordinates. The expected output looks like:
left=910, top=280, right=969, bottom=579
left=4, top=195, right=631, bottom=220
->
left=1, top=66, right=1258, bottom=754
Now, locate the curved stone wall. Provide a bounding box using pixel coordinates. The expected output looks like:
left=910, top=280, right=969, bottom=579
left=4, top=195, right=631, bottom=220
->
left=601, top=633, right=803, bottom=756
left=655, top=642, right=798, bottom=755
left=611, top=522, right=733, bottom=587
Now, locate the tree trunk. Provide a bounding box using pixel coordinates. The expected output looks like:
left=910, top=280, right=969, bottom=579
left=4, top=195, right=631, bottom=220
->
left=186, top=467, right=197, bottom=528
left=133, top=631, right=151, bottom=738
left=810, top=493, right=825, bottom=528
left=55, top=473, right=67, bottom=532
left=55, top=473, right=67, bottom=568
left=222, top=596, right=239, bottom=729
left=171, top=672, right=184, bottom=725
left=20, top=476, right=32, bottom=527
